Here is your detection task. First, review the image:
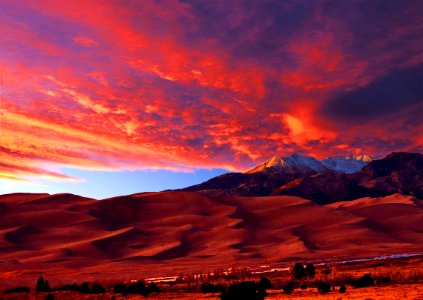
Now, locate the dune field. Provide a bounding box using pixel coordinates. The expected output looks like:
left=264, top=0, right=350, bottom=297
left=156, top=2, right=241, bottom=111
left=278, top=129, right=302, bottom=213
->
left=0, top=192, right=422, bottom=289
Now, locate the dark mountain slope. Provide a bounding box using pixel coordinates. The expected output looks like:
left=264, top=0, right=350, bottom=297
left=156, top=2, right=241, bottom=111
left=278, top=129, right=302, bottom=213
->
left=274, top=152, right=423, bottom=203
left=183, top=152, right=422, bottom=203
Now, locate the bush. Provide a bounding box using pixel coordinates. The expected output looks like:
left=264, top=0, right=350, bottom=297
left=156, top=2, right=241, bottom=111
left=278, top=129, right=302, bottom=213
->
left=201, top=282, right=217, bottom=293
left=201, top=282, right=224, bottom=293
left=36, top=276, right=51, bottom=292
left=90, top=283, right=106, bottom=294
left=78, top=282, right=91, bottom=294
left=300, top=284, right=307, bottom=290
left=4, top=286, right=31, bottom=294
left=317, top=281, right=331, bottom=294
left=148, top=282, right=160, bottom=293
left=45, top=293, right=55, bottom=300
left=339, top=284, right=346, bottom=293
left=376, top=277, right=391, bottom=286
left=128, top=280, right=148, bottom=296
left=220, top=281, right=264, bottom=300
left=305, top=263, right=316, bottom=279
left=112, top=280, right=159, bottom=296
left=113, top=283, right=128, bottom=296
left=258, top=277, right=272, bottom=289
left=293, top=263, right=305, bottom=279
left=353, top=274, right=374, bottom=288
left=283, top=282, right=295, bottom=294
left=323, top=269, right=331, bottom=275
left=215, top=284, right=225, bottom=293
left=54, top=281, right=107, bottom=294
left=56, top=283, right=79, bottom=291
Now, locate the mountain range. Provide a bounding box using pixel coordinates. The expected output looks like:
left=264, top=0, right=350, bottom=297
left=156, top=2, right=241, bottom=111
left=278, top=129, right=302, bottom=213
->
left=245, top=153, right=372, bottom=174
left=183, top=152, right=423, bottom=204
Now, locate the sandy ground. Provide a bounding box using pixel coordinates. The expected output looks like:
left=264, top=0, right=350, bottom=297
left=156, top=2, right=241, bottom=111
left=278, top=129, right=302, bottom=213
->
left=2, top=284, right=423, bottom=300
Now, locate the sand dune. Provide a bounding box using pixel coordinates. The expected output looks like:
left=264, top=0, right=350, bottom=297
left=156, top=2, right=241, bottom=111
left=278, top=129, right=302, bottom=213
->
left=0, top=191, right=422, bottom=287
left=0, top=193, right=50, bottom=204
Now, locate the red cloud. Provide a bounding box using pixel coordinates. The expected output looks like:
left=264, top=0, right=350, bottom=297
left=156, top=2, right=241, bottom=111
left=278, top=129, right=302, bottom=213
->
left=0, top=1, right=422, bottom=183
left=72, top=36, right=98, bottom=47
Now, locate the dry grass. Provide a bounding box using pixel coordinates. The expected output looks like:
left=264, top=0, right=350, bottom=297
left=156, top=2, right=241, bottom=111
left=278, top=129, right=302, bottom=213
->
left=2, top=285, right=423, bottom=300
left=2, top=257, right=423, bottom=299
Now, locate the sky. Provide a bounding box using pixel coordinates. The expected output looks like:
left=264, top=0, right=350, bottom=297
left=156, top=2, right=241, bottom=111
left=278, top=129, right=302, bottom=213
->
left=0, top=0, right=422, bottom=198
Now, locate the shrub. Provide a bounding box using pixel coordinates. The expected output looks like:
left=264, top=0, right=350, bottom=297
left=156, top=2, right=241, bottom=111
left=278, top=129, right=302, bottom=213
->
left=305, top=263, right=316, bottom=279
left=36, top=276, right=51, bottom=292
left=323, top=269, right=331, bottom=275
left=78, top=282, right=91, bottom=294
left=90, top=283, right=106, bottom=294
left=339, top=284, right=347, bottom=293
left=300, top=284, right=307, bottom=290
left=56, top=283, right=79, bottom=291
left=283, top=282, right=295, bottom=294
left=215, top=284, right=225, bottom=293
left=220, top=281, right=264, bottom=300
left=112, top=283, right=128, bottom=296
left=45, top=293, right=55, bottom=300
left=201, top=282, right=216, bottom=293
left=376, top=277, right=391, bottom=286
left=148, top=282, right=160, bottom=293
left=317, top=281, right=331, bottom=294
left=353, top=274, right=374, bottom=288
left=54, top=282, right=107, bottom=294
left=258, top=277, right=272, bottom=289
left=4, top=286, right=31, bottom=294
left=293, top=263, right=305, bottom=279
left=112, top=280, right=157, bottom=296
left=201, top=282, right=225, bottom=293
left=128, top=280, right=147, bottom=295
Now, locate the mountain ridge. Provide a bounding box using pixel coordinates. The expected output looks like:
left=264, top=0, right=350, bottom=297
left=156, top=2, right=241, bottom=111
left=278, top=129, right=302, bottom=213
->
left=245, top=153, right=371, bottom=174
left=183, top=152, right=422, bottom=203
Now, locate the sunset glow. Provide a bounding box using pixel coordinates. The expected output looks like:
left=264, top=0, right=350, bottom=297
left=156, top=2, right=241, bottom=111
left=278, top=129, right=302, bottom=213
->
left=1, top=0, right=422, bottom=195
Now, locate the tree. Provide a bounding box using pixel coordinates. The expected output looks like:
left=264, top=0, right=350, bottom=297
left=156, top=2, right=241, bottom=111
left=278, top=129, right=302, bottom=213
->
left=305, top=263, right=316, bottom=279
left=201, top=282, right=216, bottom=293
left=220, top=281, right=264, bottom=300
left=112, top=283, right=128, bottom=296
left=45, top=294, right=55, bottom=300
left=258, top=277, right=272, bottom=289
left=36, top=276, right=51, bottom=292
left=353, top=274, right=374, bottom=288
left=293, top=263, right=305, bottom=279
left=282, top=282, right=295, bottom=294
left=91, top=283, right=106, bottom=294
left=317, top=281, right=331, bottom=294
left=148, top=282, right=160, bottom=293
left=4, top=286, right=31, bottom=294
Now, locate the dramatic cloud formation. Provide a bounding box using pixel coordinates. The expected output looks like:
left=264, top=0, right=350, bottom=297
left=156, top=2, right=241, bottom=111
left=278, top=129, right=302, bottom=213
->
left=0, top=0, right=422, bottom=183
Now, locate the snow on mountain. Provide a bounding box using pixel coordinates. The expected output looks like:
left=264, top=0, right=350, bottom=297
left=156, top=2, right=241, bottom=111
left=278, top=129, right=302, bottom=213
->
left=347, top=154, right=373, bottom=162
left=321, top=156, right=371, bottom=174
left=246, top=154, right=372, bottom=174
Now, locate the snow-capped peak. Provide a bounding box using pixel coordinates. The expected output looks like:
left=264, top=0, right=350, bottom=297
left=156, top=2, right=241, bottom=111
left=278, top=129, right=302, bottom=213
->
left=245, top=154, right=325, bottom=174
left=245, top=153, right=372, bottom=174
left=261, top=155, right=287, bottom=168
left=321, top=155, right=370, bottom=174
left=346, top=154, right=373, bottom=162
